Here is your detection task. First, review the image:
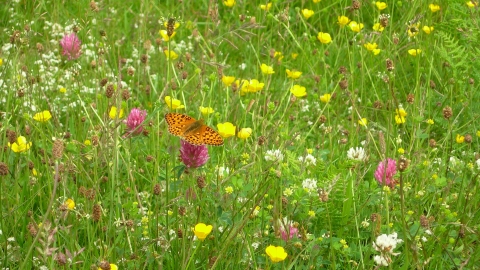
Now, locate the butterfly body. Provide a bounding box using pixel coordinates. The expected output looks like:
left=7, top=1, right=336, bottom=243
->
left=165, top=113, right=224, bottom=146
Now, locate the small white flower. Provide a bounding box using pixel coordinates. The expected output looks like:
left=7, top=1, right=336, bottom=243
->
left=252, top=242, right=260, bottom=249
left=238, top=63, right=247, bottom=70
left=347, top=147, right=366, bottom=161
left=7, top=237, right=15, bottom=242
left=361, top=219, right=370, bottom=228
left=265, top=149, right=284, bottom=162
left=302, top=178, right=317, bottom=194
left=298, top=154, right=317, bottom=166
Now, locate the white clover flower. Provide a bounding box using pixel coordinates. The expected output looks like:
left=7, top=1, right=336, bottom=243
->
left=347, top=146, right=366, bottom=161
left=302, top=178, right=317, bottom=194
left=265, top=149, right=284, bottom=162
left=298, top=154, right=317, bottom=166
left=372, top=232, right=403, bottom=266
left=252, top=242, right=260, bottom=249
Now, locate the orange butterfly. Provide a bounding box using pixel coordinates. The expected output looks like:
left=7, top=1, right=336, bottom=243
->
left=165, top=113, right=224, bottom=146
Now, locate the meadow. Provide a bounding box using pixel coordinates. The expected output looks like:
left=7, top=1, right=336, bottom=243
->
left=1, top=0, right=480, bottom=269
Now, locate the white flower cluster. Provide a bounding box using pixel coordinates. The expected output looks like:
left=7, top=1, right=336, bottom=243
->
left=298, top=154, right=317, bottom=166
left=373, top=232, right=403, bottom=266
left=302, top=178, right=317, bottom=194
left=265, top=149, right=284, bottom=162
left=347, top=146, right=366, bottom=161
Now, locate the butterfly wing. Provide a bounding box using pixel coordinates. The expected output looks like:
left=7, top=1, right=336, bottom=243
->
left=165, top=113, right=196, bottom=136
left=199, top=125, right=224, bottom=146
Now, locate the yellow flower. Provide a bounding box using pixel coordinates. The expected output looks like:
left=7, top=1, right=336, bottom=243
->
left=265, top=245, right=288, bottom=263
left=217, top=122, right=236, bottom=138
left=398, top=148, right=405, bottom=154
left=456, top=134, right=465, bottom=143
left=193, top=223, right=213, bottom=241
left=109, top=106, right=124, bottom=119
left=222, top=75, right=235, bottom=87
left=237, top=128, right=252, bottom=139
left=429, top=4, right=440, bottom=12
left=395, top=114, right=406, bottom=124
left=408, top=24, right=420, bottom=37
left=320, top=93, right=331, bottom=103
left=273, top=51, right=284, bottom=60
left=223, top=0, right=235, bottom=7
left=302, top=9, right=315, bottom=19
left=59, top=86, right=67, bottom=93
left=286, top=69, right=302, bottom=79
left=260, top=63, right=275, bottom=75
left=373, top=23, right=385, bottom=32
left=396, top=108, right=407, bottom=117
left=291, top=53, right=299, bottom=59
left=408, top=49, right=422, bottom=56
left=164, top=96, right=185, bottom=110
left=308, top=210, right=315, bottom=217
left=317, top=32, right=332, bottom=44
left=422, top=26, right=434, bottom=34
left=8, top=136, right=32, bottom=153
left=364, top=42, right=378, bottom=51
left=426, top=119, right=434, bottom=125
left=260, top=3, right=272, bottom=11
left=98, top=264, right=117, bottom=270
left=467, top=1, right=478, bottom=8
left=225, top=186, right=234, bottom=194
left=375, top=1, right=387, bottom=10
left=33, top=110, right=52, bottom=122
left=0, top=58, right=3, bottom=66
left=290, top=84, right=307, bottom=97
left=32, top=168, right=38, bottom=176
left=247, top=79, right=264, bottom=93
left=199, top=106, right=215, bottom=116
left=163, top=21, right=180, bottom=29
left=358, top=118, right=368, bottom=126
left=84, top=140, right=91, bottom=146
left=338, top=15, right=351, bottom=26
left=477, top=130, right=480, bottom=137
left=164, top=50, right=178, bottom=60
left=349, top=21, right=364, bottom=32
left=159, top=30, right=176, bottom=41
left=372, top=49, right=381, bottom=55
left=64, top=198, right=75, bottom=210
left=313, top=0, right=321, bottom=2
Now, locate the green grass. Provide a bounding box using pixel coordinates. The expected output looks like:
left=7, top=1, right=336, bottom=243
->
left=1, top=0, right=480, bottom=269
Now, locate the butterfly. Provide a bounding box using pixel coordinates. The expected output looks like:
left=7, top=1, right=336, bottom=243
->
left=165, top=113, right=224, bottom=146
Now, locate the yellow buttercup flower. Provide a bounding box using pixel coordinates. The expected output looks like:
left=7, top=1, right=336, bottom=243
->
left=164, top=50, right=178, bottom=60
left=317, top=32, right=332, bottom=44
left=8, top=136, right=32, bottom=153
left=426, top=119, right=434, bottom=125
left=338, top=15, right=350, bottom=26
left=223, top=0, right=235, bottom=7
left=320, top=93, right=331, bottom=103
left=286, top=69, right=302, bottom=79
left=274, top=51, right=284, bottom=60
left=159, top=30, right=176, bottom=41
left=164, top=96, right=185, bottom=110
left=193, top=223, right=213, bottom=241
left=260, top=3, right=272, bottom=11
left=423, top=26, right=434, bottom=34
left=349, top=21, right=364, bottom=32
left=290, top=85, right=306, bottom=97
left=302, top=9, right=315, bottom=19
left=109, top=106, right=124, bottom=119
left=199, top=106, right=215, bottom=116
left=364, top=42, right=378, bottom=51
left=217, top=122, right=236, bottom=138
left=33, top=110, right=52, bottom=122
left=313, top=0, right=321, bottom=2
left=291, top=53, right=299, bottom=59
left=408, top=49, right=422, bottom=56
left=237, top=128, right=252, bottom=139
left=408, top=23, right=420, bottom=37
left=373, top=23, right=385, bottom=32
left=98, top=264, right=117, bottom=270
left=456, top=134, right=465, bottom=143
left=375, top=1, right=387, bottom=10
left=429, top=4, right=440, bottom=12
left=246, top=79, right=264, bottom=93
left=265, top=245, right=288, bottom=263
left=222, top=75, right=235, bottom=87
left=358, top=118, right=368, bottom=126
left=372, top=49, right=381, bottom=55
left=64, top=198, right=75, bottom=210
left=395, top=114, right=406, bottom=124
left=260, top=63, right=275, bottom=75
left=467, top=1, right=478, bottom=8
left=59, top=86, right=67, bottom=93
